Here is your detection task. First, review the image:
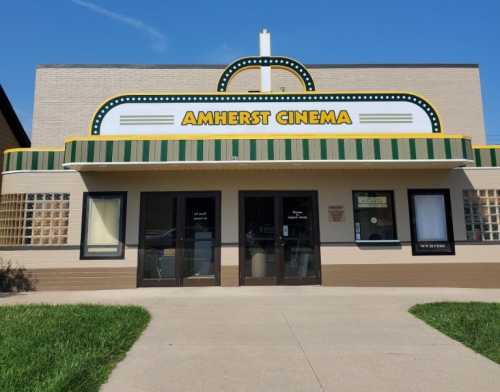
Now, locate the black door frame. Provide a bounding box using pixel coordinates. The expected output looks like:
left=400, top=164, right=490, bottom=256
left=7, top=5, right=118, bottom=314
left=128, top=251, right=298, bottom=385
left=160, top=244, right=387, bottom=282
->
left=239, top=190, right=321, bottom=285
left=137, top=191, right=221, bottom=287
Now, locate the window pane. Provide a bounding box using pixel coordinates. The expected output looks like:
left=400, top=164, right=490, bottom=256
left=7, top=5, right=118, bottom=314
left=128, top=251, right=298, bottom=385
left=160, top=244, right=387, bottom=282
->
left=244, top=196, right=276, bottom=278
left=282, top=196, right=317, bottom=278
left=183, top=197, right=216, bottom=278
left=414, top=194, right=447, bottom=241
left=83, top=194, right=124, bottom=257
left=142, top=195, right=177, bottom=279
left=354, top=191, right=396, bottom=241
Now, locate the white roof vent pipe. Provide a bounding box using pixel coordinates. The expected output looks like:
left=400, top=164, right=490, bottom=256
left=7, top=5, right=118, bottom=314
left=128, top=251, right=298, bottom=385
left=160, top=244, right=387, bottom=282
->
left=259, top=29, right=271, bottom=92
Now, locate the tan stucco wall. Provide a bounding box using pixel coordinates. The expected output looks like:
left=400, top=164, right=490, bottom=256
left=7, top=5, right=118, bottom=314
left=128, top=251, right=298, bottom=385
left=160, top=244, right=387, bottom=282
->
left=1, top=167, right=499, bottom=271
left=31, top=65, right=486, bottom=146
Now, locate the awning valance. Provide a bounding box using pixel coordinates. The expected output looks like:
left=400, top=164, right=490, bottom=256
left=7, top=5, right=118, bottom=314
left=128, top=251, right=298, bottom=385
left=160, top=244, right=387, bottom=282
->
left=3, top=134, right=489, bottom=173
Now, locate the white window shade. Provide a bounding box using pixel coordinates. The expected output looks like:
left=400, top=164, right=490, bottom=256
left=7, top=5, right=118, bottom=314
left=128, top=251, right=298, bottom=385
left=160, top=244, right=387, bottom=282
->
left=82, top=193, right=126, bottom=258
left=414, top=194, right=447, bottom=241
left=87, top=198, right=120, bottom=249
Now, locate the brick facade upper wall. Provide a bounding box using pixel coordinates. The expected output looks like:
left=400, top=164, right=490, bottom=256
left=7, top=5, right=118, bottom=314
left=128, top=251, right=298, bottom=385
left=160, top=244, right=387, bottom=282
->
left=31, top=65, right=486, bottom=146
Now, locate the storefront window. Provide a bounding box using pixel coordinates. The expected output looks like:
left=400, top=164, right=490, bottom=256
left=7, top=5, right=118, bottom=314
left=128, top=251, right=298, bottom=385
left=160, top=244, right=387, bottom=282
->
left=81, top=192, right=126, bottom=259
left=353, top=191, right=397, bottom=242
left=408, top=189, right=454, bottom=255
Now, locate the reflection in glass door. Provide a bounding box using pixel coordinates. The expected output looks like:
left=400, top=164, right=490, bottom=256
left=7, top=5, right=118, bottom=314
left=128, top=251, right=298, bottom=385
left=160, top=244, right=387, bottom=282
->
left=182, top=196, right=217, bottom=282
left=138, top=192, right=220, bottom=287
left=242, top=196, right=277, bottom=284
left=140, top=194, right=178, bottom=284
left=240, top=191, right=320, bottom=285
left=281, top=196, right=317, bottom=282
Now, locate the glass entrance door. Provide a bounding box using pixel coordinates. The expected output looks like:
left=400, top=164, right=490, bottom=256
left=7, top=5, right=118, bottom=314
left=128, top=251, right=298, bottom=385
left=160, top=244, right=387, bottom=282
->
left=240, top=191, right=320, bottom=285
left=280, top=195, right=318, bottom=284
left=138, top=192, right=220, bottom=287
left=181, top=195, right=219, bottom=285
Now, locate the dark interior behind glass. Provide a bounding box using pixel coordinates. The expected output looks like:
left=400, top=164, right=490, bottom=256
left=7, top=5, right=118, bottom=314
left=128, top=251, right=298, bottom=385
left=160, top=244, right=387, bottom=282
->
left=353, top=191, right=397, bottom=241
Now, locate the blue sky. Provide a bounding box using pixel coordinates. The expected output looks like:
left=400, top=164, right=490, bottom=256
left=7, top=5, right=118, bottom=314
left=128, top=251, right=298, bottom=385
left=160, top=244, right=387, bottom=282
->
left=1, top=0, right=499, bottom=143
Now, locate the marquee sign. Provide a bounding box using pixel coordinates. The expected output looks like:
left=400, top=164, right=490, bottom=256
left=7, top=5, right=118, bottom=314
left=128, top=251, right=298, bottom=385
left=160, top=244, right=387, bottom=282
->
left=91, top=92, right=441, bottom=136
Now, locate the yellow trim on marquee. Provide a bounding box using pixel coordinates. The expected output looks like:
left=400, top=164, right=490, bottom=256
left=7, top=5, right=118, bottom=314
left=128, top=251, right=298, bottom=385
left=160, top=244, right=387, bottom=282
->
left=3, top=147, right=65, bottom=154
left=472, top=145, right=500, bottom=149
left=68, top=133, right=468, bottom=143
left=222, top=64, right=308, bottom=91
left=88, top=90, right=444, bottom=135
left=217, top=55, right=309, bottom=91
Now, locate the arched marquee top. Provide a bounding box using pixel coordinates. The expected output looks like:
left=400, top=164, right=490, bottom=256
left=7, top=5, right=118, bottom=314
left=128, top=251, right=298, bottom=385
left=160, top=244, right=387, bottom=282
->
left=217, top=56, right=316, bottom=92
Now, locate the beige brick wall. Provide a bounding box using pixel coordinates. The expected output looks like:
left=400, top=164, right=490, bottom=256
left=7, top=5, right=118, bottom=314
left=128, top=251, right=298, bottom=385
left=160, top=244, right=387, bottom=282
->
left=31, top=65, right=486, bottom=146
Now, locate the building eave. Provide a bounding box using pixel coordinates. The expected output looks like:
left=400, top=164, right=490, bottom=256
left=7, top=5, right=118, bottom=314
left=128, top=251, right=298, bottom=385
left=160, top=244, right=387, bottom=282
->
left=0, top=85, right=30, bottom=147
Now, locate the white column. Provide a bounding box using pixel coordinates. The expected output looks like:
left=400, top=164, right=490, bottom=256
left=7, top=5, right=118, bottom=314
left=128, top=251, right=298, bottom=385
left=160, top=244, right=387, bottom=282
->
left=259, top=29, right=271, bottom=92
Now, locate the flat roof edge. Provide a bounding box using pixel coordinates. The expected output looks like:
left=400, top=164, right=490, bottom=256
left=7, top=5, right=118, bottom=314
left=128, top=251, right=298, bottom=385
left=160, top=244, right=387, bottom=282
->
left=36, top=63, right=480, bottom=70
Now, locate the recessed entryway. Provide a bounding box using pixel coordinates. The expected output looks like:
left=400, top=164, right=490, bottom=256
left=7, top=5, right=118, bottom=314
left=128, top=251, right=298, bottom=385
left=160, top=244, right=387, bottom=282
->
left=138, top=192, right=221, bottom=287
left=239, top=191, right=321, bottom=285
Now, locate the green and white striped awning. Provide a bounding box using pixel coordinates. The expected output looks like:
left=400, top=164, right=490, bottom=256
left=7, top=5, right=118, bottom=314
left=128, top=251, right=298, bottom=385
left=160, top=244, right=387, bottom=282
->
left=3, top=135, right=492, bottom=173
left=473, top=146, right=500, bottom=167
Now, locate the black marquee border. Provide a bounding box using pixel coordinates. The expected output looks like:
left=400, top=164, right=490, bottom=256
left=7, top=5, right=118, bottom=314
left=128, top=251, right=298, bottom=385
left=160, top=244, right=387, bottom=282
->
left=217, top=56, right=315, bottom=92
left=91, top=93, right=442, bottom=135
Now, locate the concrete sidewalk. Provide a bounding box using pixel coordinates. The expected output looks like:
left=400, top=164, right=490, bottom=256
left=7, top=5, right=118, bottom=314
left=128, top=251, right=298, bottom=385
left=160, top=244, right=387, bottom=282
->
left=2, top=286, right=500, bottom=391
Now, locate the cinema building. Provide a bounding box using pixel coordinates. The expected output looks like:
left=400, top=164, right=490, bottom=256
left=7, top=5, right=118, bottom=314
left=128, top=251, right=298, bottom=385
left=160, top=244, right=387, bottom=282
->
left=1, top=32, right=499, bottom=290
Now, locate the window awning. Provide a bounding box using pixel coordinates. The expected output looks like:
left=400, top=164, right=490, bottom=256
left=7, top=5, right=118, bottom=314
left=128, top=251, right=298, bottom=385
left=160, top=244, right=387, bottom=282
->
left=3, top=134, right=489, bottom=173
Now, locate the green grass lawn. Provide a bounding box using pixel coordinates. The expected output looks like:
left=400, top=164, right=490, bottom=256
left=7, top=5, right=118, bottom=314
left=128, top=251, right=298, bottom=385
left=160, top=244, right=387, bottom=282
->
left=410, top=302, right=500, bottom=365
left=0, top=304, right=150, bottom=392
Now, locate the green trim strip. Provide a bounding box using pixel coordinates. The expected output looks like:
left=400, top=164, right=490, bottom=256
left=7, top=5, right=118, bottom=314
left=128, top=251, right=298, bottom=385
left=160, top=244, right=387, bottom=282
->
left=302, top=139, right=309, bottom=160
left=196, top=140, right=204, bottom=161
left=462, top=139, right=468, bottom=160
left=391, top=139, right=399, bottom=160
left=160, top=140, right=168, bottom=161
left=490, top=149, right=497, bottom=167
left=355, top=139, right=363, bottom=160
left=70, top=142, right=77, bottom=163
left=87, top=140, right=95, bottom=163
left=426, top=139, right=434, bottom=159
left=124, top=141, right=131, bottom=162
left=232, top=139, right=239, bottom=158
left=105, top=141, right=113, bottom=162
left=250, top=139, right=257, bottom=161
left=320, top=139, right=327, bottom=160
left=409, top=139, right=417, bottom=160
left=47, top=151, right=54, bottom=170
left=16, top=152, right=23, bottom=171
left=338, top=139, right=345, bottom=160
left=179, top=140, right=186, bottom=161
left=5, top=152, right=10, bottom=172
left=142, top=140, right=150, bottom=162
left=214, top=140, right=221, bottom=161
left=267, top=139, right=274, bottom=160
left=475, top=149, right=482, bottom=167
left=31, top=151, right=38, bottom=170
left=444, top=138, right=452, bottom=159
left=373, top=139, right=381, bottom=160
left=285, top=139, right=292, bottom=160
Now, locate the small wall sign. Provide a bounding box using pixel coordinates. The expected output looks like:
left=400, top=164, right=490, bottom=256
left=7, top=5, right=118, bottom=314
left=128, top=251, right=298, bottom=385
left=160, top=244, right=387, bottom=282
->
left=328, top=205, right=345, bottom=222
left=357, top=196, right=388, bottom=208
